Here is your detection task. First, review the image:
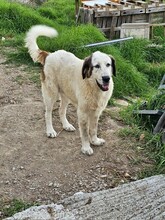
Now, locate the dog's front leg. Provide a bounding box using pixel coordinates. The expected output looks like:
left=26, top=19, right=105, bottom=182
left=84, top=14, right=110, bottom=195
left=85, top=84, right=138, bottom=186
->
left=77, top=109, right=93, bottom=155
left=89, top=111, right=105, bottom=146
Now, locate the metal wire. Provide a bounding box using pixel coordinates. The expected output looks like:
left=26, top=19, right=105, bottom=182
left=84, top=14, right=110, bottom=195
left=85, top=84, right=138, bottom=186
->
left=82, top=36, right=133, bottom=48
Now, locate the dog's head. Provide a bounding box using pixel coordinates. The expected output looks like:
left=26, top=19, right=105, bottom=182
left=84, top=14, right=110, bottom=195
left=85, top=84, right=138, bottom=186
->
left=82, top=51, right=116, bottom=91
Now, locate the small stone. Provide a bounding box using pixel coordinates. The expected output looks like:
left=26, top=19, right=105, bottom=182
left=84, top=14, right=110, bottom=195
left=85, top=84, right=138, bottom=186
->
left=100, top=175, right=107, bottom=178
left=131, top=176, right=138, bottom=181
left=48, top=182, right=53, bottom=187
left=124, top=172, right=131, bottom=178
left=30, top=187, right=35, bottom=190
left=53, top=182, right=60, bottom=188
left=120, top=179, right=125, bottom=183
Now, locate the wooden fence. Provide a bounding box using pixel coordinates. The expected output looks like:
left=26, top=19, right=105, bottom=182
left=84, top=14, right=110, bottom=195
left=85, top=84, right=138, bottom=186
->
left=76, top=0, right=165, bottom=39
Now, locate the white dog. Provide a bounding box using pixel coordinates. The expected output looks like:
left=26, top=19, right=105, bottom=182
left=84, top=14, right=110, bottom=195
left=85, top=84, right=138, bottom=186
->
left=25, top=25, right=116, bottom=155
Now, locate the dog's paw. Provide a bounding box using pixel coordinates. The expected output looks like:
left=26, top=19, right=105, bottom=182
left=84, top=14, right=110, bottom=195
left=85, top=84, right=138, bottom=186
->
left=81, top=146, right=93, bottom=156
left=91, top=138, right=105, bottom=146
left=63, top=123, right=76, bottom=132
left=47, top=129, right=57, bottom=138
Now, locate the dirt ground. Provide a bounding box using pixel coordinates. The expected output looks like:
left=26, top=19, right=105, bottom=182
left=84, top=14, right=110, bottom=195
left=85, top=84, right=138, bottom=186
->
left=0, top=52, right=152, bottom=208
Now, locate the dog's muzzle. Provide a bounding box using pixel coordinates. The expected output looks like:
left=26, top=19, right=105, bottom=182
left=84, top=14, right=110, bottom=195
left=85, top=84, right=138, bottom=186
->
left=96, top=76, right=110, bottom=91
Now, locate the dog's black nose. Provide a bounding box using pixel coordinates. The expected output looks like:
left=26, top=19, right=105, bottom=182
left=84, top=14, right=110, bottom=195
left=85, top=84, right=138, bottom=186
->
left=102, top=76, right=110, bottom=83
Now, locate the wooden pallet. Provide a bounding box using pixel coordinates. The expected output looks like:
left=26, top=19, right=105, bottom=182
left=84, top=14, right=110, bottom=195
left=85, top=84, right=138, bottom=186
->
left=78, top=0, right=165, bottom=39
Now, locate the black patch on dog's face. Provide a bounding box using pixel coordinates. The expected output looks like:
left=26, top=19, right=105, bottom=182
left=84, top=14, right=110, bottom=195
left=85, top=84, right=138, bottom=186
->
left=109, top=55, right=116, bottom=76
left=82, top=55, right=93, bottom=79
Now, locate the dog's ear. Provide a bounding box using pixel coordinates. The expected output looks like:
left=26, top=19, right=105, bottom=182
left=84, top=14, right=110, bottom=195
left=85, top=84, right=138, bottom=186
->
left=82, top=55, right=93, bottom=79
left=109, top=55, right=116, bottom=77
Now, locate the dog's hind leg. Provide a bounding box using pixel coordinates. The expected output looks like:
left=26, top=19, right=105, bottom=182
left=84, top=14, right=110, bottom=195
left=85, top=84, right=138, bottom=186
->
left=42, top=83, right=57, bottom=138
left=59, top=94, right=76, bottom=131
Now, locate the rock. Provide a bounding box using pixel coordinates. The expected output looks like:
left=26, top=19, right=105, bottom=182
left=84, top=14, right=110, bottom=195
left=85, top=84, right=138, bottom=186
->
left=48, top=182, right=53, bottom=187
left=5, top=175, right=165, bottom=220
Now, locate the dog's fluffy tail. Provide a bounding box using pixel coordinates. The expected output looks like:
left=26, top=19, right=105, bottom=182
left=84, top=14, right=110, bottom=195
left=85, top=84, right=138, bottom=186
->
left=25, top=25, right=58, bottom=64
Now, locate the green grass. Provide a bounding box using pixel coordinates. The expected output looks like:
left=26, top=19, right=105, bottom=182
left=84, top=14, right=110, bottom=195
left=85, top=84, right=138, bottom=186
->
left=119, top=39, right=148, bottom=69
left=0, top=199, right=39, bottom=219
left=38, top=0, right=75, bottom=26
left=0, top=0, right=61, bottom=34
left=119, top=121, right=165, bottom=174
left=119, top=39, right=165, bottom=88
left=120, top=96, right=165, bottom=176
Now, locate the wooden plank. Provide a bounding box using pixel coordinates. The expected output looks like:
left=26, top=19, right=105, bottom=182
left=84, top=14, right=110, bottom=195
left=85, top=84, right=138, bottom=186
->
left=105, top=16, right=112, bottom=38
left=149, top=12, right=165, bottom=23
left=120, top=15, right=127, bottom=24
left=95, top=10, right=120, bottom=17
left=146, top=6, right=165, bottom=13
left=125, top=2, right=136, bottom=9
left=131, top=14, right=149, bottom=23
left=88, top=9, right=95, bottom=23
left=102, top=17, right=107, bottom=28
left=136, top=1, right=148, bottom=8
left=121, top=8, right=145, bottom=16
left=79, top=7, right=85, bottom=23
left=150, top=23, right=165, bottom=27
left=106, top=16, right=113, bottom=28
left=83, top=8, right=94, bottom=23
left=75, top=0, right=79, bottom=16
left=120, top=23, right=150, bottom=39
left=84, top=8, right=89, bottom=23
left=109, top=16, right=118, bottom=38
left=125, top=15, right=132, bottom=23
left=96, top=17, right=103, bottom=27
left=106, top=2, right=124, bottom=10
left=99, top=26, right=121, bottom=32
left=150, top=0, right=160, bottom=7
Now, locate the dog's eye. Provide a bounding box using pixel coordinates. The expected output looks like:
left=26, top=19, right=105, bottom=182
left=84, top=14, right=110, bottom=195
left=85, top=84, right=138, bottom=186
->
left=106, top=63, right=111, bottom=67
left=95, top=64, right=100, bottom=69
